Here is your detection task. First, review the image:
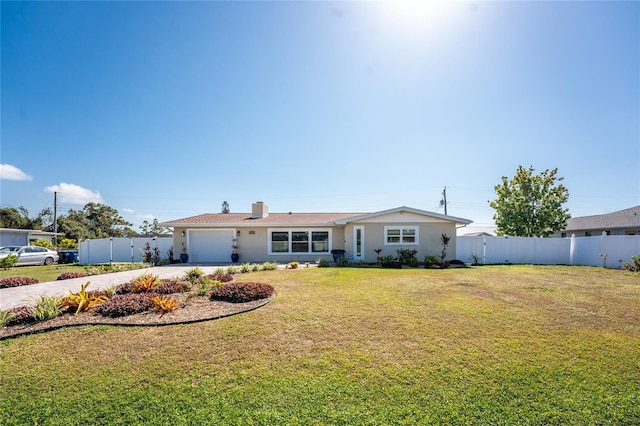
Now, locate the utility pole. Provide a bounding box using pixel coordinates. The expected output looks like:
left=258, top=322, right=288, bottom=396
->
left=53, top=191, right=58, bottom=247
left=440, top=187, right=448, bottom=215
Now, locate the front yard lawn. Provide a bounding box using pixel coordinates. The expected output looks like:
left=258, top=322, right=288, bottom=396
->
left=1, top=265, right=638, bottom=425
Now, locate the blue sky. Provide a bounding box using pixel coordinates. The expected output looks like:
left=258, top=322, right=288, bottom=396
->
left=1, top=1, right=638, bottom=233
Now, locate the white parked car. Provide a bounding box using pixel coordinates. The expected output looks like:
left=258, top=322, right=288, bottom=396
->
left=0, top=246, right=60, bottom=266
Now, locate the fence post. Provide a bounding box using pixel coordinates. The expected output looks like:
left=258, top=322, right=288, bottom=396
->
left=569, top=234, right=575, bottom=265
left=482, top=236, right=487, bottom=265
left=504, top=236, right=509, bottom=264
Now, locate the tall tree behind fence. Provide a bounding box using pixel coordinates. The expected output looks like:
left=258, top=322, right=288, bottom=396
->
left=78, top=237, right=174, bottom=265
left=457, top=235, right=640, bottom=267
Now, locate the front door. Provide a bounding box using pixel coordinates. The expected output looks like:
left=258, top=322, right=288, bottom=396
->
left=353, top=226, right=364, bottom=261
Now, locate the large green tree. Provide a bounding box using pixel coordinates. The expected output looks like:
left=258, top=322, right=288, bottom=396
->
left=57, top=203, right=133, bottom=240
left=0, top=206, right=53, bottom=230
left=489, top=166, right=570, bottom=237
left=0, top=206, right=31, bottom=229
left=139, top=218, right=170, bottom=236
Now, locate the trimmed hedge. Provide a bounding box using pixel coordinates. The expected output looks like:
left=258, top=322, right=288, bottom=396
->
left=0, top=277, right=40, bottom=289
left=210, top=282, right=274, bottom=303
left=206, top=272, right=234, bottom=283
left=56, top=272, right=88, bottom=280
left=95, top=293, right=156, bottom=317
left=155, top=280, right=191, bottom=294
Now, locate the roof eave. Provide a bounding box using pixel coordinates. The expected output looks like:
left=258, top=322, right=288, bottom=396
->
left=160, top=222, right=342, bottom=228
left=334, top=206, right=472, bottom=225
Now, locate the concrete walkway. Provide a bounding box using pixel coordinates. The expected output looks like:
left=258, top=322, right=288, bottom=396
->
left=0, top=264, right=233, bottom=310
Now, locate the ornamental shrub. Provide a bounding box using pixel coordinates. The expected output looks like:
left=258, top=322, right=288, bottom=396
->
left=210, top=282, right=274, bottom=303
left=31, top=239, right=55, bottom=249
left=206, top=272, right=234, bottom=283
left=184, top=267, right=205, bottom=282
left=261, top=261, right=280, bottom=271
left=56, top=272, right=88, bottom=280
left=316, top=258, right=330, bottom=268
left=96, top=293, right=156, bottom=317
left=115, top=282, right=133, bottom=294
left=0, top=254, right=19, bottom=270
left=0, top=309, right=17, bottom=327
left=58, top=282, right=109, bottom=316
left=624, top=254, right=640, bottom=272
left=5, top=306, right=35, bottom=326
left=153, top=295, right=178, bottom=314
left=0, top=276, right=39, bottom=288
left=29, top=295, right=62, bottom=322
left=396, top=249, right=418, bottom=264
left=155, top=280, right=191, bottom=294
left=130, top=274, right=160, bottom=293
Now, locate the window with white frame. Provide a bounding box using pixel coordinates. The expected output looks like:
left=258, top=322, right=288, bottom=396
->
left=269, top=229, right=331, bottom=254
left=271, top=231, right=289, bottom=253
left=384, top=226, right=418, bottom=245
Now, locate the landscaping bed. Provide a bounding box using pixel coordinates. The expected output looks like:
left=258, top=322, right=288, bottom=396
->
left=0, top=268, right=275, bottom=340
left=0, top=294, right=273, bottom=339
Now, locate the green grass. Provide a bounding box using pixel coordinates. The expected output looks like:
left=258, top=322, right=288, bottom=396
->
left=0, top=264, right=86, bottom=283
left=1, top=266, right=639, bottom=425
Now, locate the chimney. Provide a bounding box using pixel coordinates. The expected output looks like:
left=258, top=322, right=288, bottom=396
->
left=251, top=201, right=269, bottom=219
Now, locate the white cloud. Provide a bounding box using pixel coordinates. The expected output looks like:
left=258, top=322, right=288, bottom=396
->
left=44, top=182, right=104, bottom=205
left=121, top=208, right=154, bottom=220
left=0, top=164, right=33, bottom=181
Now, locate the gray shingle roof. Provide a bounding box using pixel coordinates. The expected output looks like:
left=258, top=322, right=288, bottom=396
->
left=564, top=205, right=640, bottom=231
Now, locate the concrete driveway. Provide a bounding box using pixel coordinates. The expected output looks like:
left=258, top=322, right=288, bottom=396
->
left=0, top=265, right=231, bottom=310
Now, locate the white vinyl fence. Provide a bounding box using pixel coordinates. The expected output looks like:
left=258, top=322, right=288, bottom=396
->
left=79, top=235, right=640, bottom=268
left=78, top=237, right=174, bottom=265
left=457, top=234, right=640, bottom=268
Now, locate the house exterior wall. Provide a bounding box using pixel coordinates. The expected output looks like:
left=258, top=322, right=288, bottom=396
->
left=173, top=225, right=345, bottom=264
left=343, top=213, right=459, bottom=262
left=236, top=226, right=344, bottom=263
left=0, top=229, right=58, bottom=246
left=0, top=230, right=29, bottom=246
left=173, top=227, right=188, bottom=260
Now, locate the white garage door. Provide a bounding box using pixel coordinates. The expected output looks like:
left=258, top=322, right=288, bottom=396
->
left=189, top=230, right=234, bottom=263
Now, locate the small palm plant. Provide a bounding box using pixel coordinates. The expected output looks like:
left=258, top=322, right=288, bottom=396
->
left=440, top=234, right=451, bottom=262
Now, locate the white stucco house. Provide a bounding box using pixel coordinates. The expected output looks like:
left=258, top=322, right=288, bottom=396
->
left=0, top=228, right=61, bottom=247
left=160, top=202, right=472, bottom=264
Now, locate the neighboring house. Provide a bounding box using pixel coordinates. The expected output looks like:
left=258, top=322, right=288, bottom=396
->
left=459, top=231, right=495, bottom=237
left=553, top=205, right=640, bottom=237
left=160, top=202, right=472, bottom=264
left=0, top=228, right=61, bottom=246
